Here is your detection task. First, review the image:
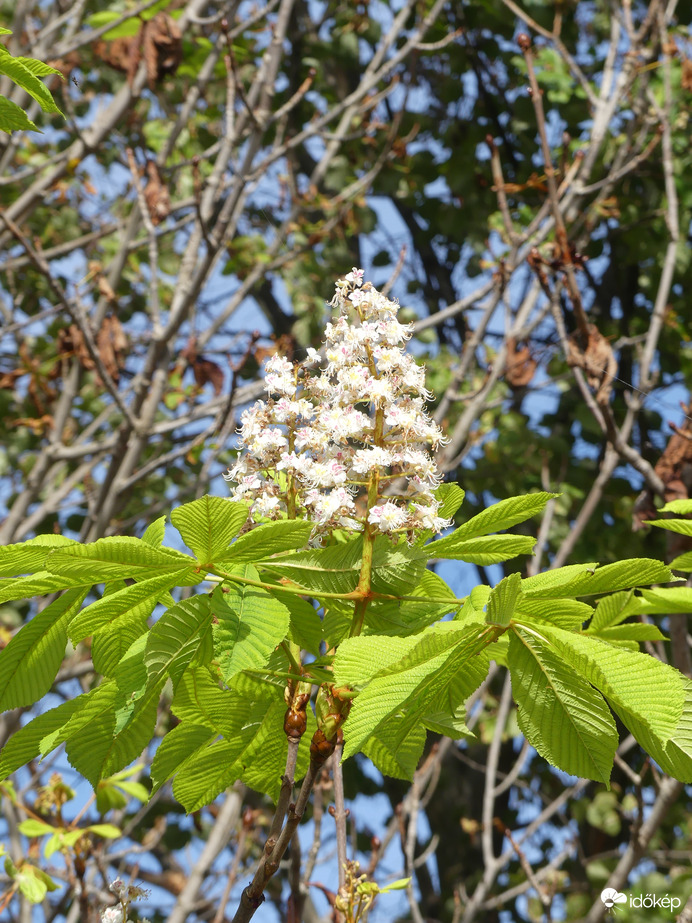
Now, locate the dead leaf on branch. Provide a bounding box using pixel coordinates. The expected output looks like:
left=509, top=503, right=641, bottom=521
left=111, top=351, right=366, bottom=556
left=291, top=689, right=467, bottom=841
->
left=505, top=338, right=538, bottom=389
left=181, top=336, right=225, bottom=396
left=143, top=160, right=171, bottom=225
left=93, top=13, right=182, bottom=88
left=565, top=323, right=617, bottom=405
left=58, top=316, right=128, bottom=385
left=633, top=404, right=692, bottom=533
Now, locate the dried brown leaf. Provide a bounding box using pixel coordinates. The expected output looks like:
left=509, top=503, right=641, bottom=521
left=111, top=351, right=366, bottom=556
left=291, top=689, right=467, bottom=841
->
left=505, top=338, right=538, bottom=388
left=143, top=160, right=171, bottom=225
left=566, top=323, right=617, bottom=405
left=192, top=357, right=224, bottom=396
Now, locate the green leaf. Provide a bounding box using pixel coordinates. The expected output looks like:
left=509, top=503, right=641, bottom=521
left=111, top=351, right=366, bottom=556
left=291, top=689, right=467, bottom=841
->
left=12, top=57, right=63, bottom=79
left=522, top=559, right=673, bottom=599
left=0, top=94, right=37, bottom=132
left=540, top=625, right=685, bottom=740
left=628, top=587, right=692, bottom=615
left=521, top=564, right=598, bottom=597
left=47, top=537, right=197, bottom=583
left=142, top=516, right=167, bottom=546
left=452, top=492, right=558, bottom=541
left=509, top=627, right=619, bottom=784
left=92, top=611, right=150, bottom=676
left=422, top=651, right=490, bottom=738
left=588, top=591, right=637, bottom=630
left=13, top=863, right=58, bottom=902
left=69, top=570, right=192, bottom=641
left=145, top=595, right=213, bottom=688
left=0, top=47, right=62, bottom=114
left=219, top=520, right=312, bottom=565
left=85, top=823, right=121, bottom=838
left=172, top=665, right=240, bottom=731
left=587, top=623, right=667, bottom=643
left=669, top=551, right=692, bottom=571
left=364, top=570, right=459, bottom=636
left=657, top=500, right=692, bottom=515
left=435, top=483, right=466, bottom=520
left=170, top=696, right=308, bottom=808
left=649, top=518, right=692, bottom=536
left=259, top=536, right=362, bottom=594
left=486, top=572, right=522, bottom=627
left=211, top=569, right=290, bottom=683
left=63, top=677, right=163, bottom=785
left=429, top=533, right=536, bottom=564
left=362, top=723, right=426, bottom=780
left=0, top=571, right=89, bottom=604
left=151, top=723, right=217, bottom=794
left=19, top=819, right=55, bottom=837
left=624, top=679, right=692, bottom=781
left=371, top=539, right=427, bottom=595
left=0, top=535, right=76, bottom=578
left=282, top=594, right=323, bottom=655
left=0, top=588, right=88, bottom=709
left=336, top=623, right=489, bottom=765
left=513, top=596, right=592, bottom=631
left=171, top=496, right=248, bottom=563
left=0, top=697, right=82, bottom=780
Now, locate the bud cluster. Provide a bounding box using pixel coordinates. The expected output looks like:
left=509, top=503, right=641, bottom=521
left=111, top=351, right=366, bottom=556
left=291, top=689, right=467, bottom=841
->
left=224, top=269, right=451, bottom=539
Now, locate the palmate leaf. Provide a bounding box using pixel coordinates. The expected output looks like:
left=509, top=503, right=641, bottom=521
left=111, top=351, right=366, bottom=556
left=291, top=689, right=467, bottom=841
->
left=588, top=591, right=637, bottom=630
left=509, top=627, right=618, bottom=784
left=540, top=625, right=685, bottom=741
left=336, top=623, right=490, bottom=767
left=218, top=520, right=313, bottom=566
left=429, top=533, right=536, bottom=564
left=145, top=595, right=213, bottom=689
left=69, top=570, right=192, bottom=641
left=170, top=496, right=248, bottom=564
left=0, top=589, right=87, bottom=710
left=649, top=518, right=692, bottom=537
left=211, top=566, right=290, bottom=684
left=46, top=537, right=197, bottom=583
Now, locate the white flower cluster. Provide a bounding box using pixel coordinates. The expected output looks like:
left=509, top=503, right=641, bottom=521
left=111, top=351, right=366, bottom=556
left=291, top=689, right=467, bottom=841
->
left=224, top=269, right=451, bottom=538
left=100, top=880, right=150, bottom=923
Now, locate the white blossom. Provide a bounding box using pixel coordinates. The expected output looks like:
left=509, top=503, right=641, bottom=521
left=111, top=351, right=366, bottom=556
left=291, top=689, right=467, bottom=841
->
left=224, top=270, right=451, bottom=538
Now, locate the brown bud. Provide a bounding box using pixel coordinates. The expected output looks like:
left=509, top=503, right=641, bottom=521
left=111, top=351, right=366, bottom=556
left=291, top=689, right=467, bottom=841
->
left=284, top=709, right=307, bottom=741
left=310, top=729, right=336, bottom=768
left=517, top=33, right=531, bottom=52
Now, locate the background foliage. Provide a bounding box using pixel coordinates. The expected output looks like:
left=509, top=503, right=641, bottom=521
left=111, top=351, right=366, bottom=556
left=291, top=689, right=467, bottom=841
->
left=0, top=0, right=691, bottom=921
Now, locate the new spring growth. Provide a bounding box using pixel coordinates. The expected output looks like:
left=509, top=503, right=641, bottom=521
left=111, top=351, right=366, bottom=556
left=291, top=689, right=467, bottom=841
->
left=224, top=270, right=451, bottom=540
